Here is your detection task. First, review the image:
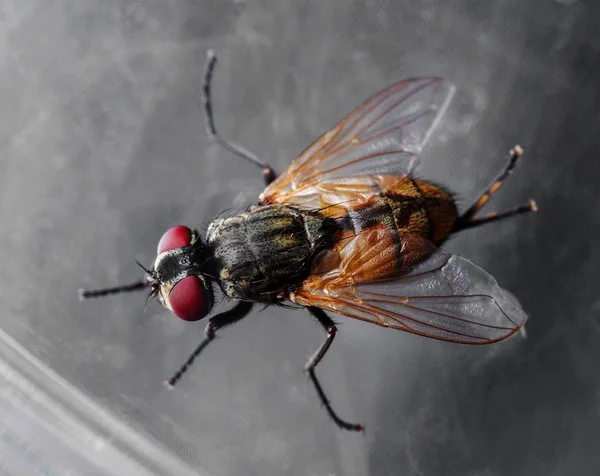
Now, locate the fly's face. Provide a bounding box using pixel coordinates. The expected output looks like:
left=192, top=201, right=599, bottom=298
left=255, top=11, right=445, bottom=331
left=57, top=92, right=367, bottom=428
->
left=150, top=226, right=214, bottom=322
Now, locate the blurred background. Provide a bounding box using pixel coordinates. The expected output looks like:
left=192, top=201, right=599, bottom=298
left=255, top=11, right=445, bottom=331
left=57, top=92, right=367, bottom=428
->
left=1, top=0, right=599, bottom=475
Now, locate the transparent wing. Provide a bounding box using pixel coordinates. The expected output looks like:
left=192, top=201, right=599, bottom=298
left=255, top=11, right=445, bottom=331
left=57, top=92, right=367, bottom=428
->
left=294, top=230, right=527, bottom=344
left=261, top=78, right=455, bottom=205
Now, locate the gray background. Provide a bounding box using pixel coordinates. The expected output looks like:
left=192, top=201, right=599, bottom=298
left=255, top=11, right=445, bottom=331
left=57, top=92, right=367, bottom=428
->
left=1, top=0, right=599, bottom=475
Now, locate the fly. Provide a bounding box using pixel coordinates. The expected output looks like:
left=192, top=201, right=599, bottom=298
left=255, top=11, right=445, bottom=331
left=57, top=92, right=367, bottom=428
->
left=80, top=50, right=537, bottom=432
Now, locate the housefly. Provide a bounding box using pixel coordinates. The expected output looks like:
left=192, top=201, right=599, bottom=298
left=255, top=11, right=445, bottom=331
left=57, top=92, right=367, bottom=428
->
left=80, top=50, right=536, bottom=432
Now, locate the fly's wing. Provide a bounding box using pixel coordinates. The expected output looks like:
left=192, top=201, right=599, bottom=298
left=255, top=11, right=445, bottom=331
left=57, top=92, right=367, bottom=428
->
left=261, top=78, right=455, bottom=206
left=293, top=229, right=527, bottom=344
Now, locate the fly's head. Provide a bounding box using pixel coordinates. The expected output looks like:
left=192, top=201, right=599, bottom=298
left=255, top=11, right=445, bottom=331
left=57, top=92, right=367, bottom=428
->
left=79, top=225, right=215, bottom=320
left=147, top=225, right=214, bottom=321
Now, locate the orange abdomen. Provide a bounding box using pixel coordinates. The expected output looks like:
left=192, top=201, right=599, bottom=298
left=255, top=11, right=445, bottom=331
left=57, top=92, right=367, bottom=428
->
left=345, top=177, right=457, bottom=245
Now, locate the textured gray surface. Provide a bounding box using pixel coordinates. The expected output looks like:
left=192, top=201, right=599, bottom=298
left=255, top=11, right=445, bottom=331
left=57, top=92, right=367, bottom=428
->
left=1, top=1, right=599, bottom=475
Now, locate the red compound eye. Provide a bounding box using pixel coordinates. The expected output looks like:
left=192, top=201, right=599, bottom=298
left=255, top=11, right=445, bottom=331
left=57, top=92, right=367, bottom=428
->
left=168, top=276, right=212, bottom=321
left=157, top=226, right=191, bottom=254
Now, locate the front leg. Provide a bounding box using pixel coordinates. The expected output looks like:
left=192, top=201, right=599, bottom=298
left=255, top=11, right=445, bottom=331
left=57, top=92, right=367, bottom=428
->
left=165, top=300, right=253, bottom=387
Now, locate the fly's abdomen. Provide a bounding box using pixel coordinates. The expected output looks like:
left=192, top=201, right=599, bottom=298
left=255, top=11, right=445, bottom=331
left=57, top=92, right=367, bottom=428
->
left=345, top=177, right=457, bottom=244
left=206, top=205, right=335, bottom=300
left=411, top=179, right=457, bottom=243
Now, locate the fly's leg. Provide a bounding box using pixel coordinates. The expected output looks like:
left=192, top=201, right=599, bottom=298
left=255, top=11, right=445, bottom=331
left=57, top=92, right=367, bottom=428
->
left=456, top=202, right=537, bottom=230
left=202, top=50, right=277, bottom=186
left=305, top=307, right=364, bottom=432
left=453, top=145, right=537, bottom=232
left=165, top=301, right=253, bottom=388
left=78, top=280, right=148, bottom=299
left=79, top=261, right=153, bottom=299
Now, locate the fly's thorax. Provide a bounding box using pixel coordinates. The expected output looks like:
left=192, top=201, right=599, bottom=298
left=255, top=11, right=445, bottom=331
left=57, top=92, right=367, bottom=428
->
left=205, top=205, right=337, bottom=300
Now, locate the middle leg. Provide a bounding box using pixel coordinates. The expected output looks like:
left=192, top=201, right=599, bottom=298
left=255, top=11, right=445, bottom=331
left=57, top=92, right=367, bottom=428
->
left=201, top=50, right=277, bottom=186
left=305, top=307, right=364, bottom=432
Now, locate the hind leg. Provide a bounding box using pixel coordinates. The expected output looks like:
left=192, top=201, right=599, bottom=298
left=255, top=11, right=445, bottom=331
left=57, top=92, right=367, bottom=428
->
left=454, top=145, right=537, bottom=232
